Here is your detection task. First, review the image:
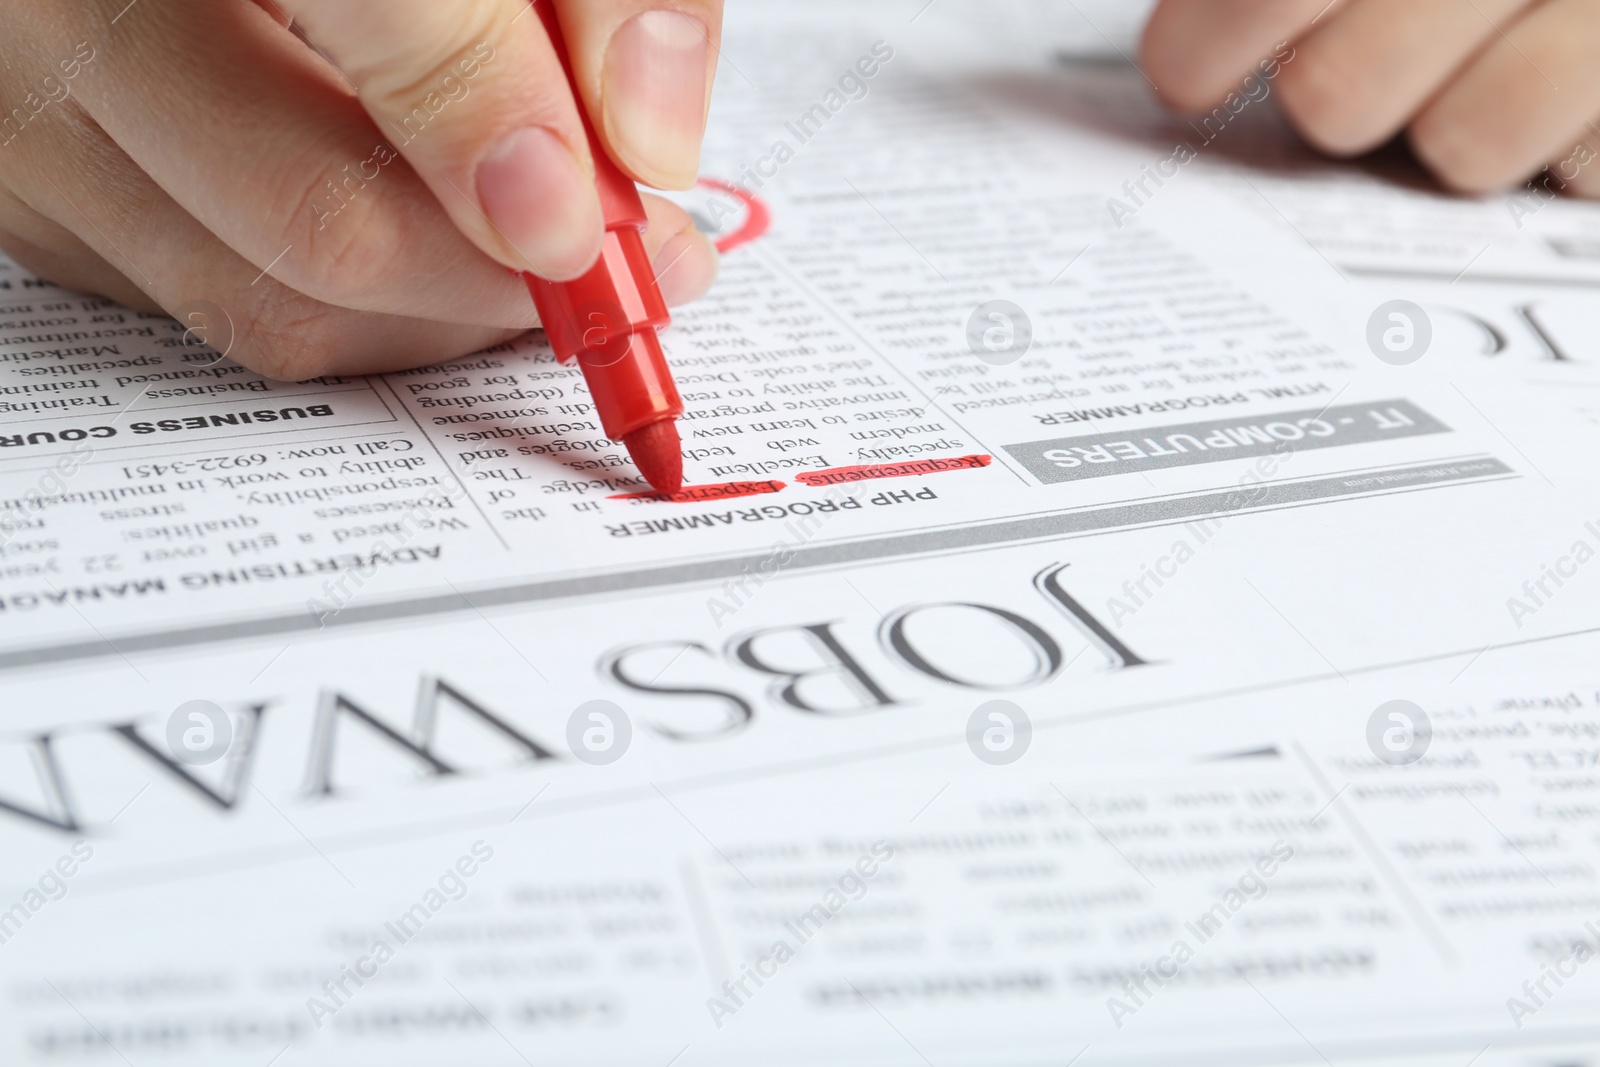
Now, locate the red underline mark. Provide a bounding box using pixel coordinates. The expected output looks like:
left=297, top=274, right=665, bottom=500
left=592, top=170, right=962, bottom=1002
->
left=696, top=178, right=772, bottom=254
left=610, top=479, right=787, bottom=503
left=794, top=454, right=992, bottom=488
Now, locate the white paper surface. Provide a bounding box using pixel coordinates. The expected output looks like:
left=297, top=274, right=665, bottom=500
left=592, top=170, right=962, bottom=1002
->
left=2, top=2, right=1599, bottom=1064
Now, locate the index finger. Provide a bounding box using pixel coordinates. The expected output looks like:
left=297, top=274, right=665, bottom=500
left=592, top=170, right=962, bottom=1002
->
left=277, top=0, right=606, bottom=281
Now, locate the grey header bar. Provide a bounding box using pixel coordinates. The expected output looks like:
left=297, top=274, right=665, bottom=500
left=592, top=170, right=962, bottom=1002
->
left=0, top=456, right=1510, bottom=672
left=1003, top=399, right=1450, bottom=483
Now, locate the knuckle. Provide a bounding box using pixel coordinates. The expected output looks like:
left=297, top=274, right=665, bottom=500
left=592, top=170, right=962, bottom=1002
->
left=233, top=293, right=342, bottom=382
left=358, top=12, right=503, bottom=124
left=0, top=234, right=49, bottom=281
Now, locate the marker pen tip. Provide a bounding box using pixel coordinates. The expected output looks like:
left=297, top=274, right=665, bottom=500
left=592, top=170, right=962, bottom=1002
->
left=623, top=419, right=683, bottom=495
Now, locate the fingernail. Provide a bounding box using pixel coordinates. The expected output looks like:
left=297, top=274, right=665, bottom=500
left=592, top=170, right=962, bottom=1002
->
left=653, top=229, right=717, bottom=306
left=476, top=126, right=603, bottom=279
left=604, top=10, right=708, bottom=187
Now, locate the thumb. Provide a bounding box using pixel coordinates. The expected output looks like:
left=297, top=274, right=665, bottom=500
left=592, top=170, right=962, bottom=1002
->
left=550, top=0, right=721, bottom=190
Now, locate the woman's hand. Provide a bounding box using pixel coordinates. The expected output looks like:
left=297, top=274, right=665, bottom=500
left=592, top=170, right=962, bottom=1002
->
left=0, top=0, right=721, bottom=378
left=1142, top=0, right=1600, bottom=197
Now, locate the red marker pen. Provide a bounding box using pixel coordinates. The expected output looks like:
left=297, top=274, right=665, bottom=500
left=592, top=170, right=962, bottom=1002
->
left=522, top=0, right=684, bottom=494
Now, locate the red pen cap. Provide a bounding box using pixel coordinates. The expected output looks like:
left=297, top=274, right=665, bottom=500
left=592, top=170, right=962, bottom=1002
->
left=522, top=0, right=683, bottom=442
